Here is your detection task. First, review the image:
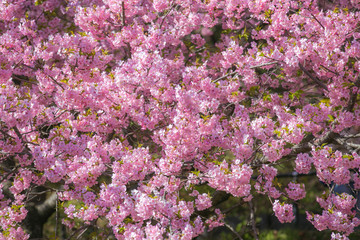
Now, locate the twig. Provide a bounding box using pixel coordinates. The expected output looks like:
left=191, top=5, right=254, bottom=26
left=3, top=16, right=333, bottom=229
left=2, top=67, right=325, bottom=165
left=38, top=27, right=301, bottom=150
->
left=0, top=166, right=19, bottom=183
left=344, top=141, right=360, bottom=149
left=224, top=222, right=243, bottom=240
left=34, top=10, right=44, bottom=24
left=213, top=72, right=238, bottom=83
left=253, top=171, right=316, bottom=180
left=24, top=185, right=34, bottom=203
left=346, top=75, right=360, bottom=112
left=76, top=226, right=90, bottom=239
left=21, top=63, right=36, bottom=70
left=13, top=126, right=25, bottom=144
left=24, top=141, right=39, bottom=146
left=241, top=17, right=256, bottom=30
left=0, top=129, right=15, bottom=139
left=249, top=61, right=278, bottom=69
left=341, top=133, right=360, bottom=140
left=48, top=75, right=65, bottom=90
left=314, top=131, right=338, bottom=146
left=346, top=26, right=360, bottom=37
left=289, top=131, right=338, bottom=159
left=36, top=192, right=58, bottom=219
left=310, top=13, right=325, bottom=29
left=28, top=190, right=52, bottom=196
left=298, top=62, right=328, bottom=91
left=160, top=2, right=176, bottom=29
left=13, top=59, right=24, bottom=69
left=54, top=110, right=68, bottom=120
left=122, top=1, right=125, bottom=26
left=223, top=200, right=245, bottom=214
left=55, top=191, right=58, bottom=240
left=11, top=75, right=33, bottom=84
left=319, top=64, right=338, bottom=76
left=247, top=142, right=266, bottom=165
left=13, top=126, right=33, bottom=157
left=249, top=200, right=259, bottom=240
left=347, top=92, right=358, bottom=112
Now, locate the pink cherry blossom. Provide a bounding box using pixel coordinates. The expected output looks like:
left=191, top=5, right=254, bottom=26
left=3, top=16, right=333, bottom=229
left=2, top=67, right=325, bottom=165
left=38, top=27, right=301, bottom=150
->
left=1, top=0, right=360, bottom=239
left=273, top=200, right=295, bottom=223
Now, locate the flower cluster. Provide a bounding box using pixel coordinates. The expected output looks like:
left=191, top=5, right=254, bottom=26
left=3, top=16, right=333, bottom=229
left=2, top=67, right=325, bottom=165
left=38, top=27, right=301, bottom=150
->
left=1, top=0, right=360, bottom=239
left=307, top=193, right=360, bottom=236
left=273, top=200, right=295, bottom=223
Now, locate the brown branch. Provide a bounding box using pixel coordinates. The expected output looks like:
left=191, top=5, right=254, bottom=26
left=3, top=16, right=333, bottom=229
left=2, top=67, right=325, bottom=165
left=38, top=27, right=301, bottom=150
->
left=249, top=61, right=278, bottom=69
left=22, top=61, right=65, bottom=90
left=346, top=91, right=358, bottom=112
left=36, top=192, right=58, bottom=219
left=122, top=1, right=125, bottom=26
left=55, top=191, right=59, bottom=240
left=13, top=59, right=24, bottom=69
left=223, top=200, right=245, bottom=214
left=249, top=200, right=259, bottom=240
left=13, top=126, right=33, bottom=157
left=25, top=190, right=52, bottom=203
left=12, top=74, right=33, bottom=85
left=213, top=72, right=238, bottom=83
left=21, top=63, right=36, bottom=70
left=48, top=75, right=65, bottom=90
left=334, top=138, right=360, bottom=152
left=66, top=225, right=89, bottom=240
left=310, top=13, right=325, bottom=29
left=298, top=62, right=328, bottom=91
left=76, top=226, right=89, bottom=239
left=0, top=129, right=15, bottom=139
left=159, top=2, right=176, bottom=29
left=346, top=75, right=360, bottom=112
left=13, top=126, right=24, bottom=141
left=224, top=222, right=243, bottom=240
left=291, top=131, right=339, bottom=157
left=0, top=166, right=19, bottom=183
left=341, top=132, right=360, bottom=139
left=319, top=64, right=339, bottom=76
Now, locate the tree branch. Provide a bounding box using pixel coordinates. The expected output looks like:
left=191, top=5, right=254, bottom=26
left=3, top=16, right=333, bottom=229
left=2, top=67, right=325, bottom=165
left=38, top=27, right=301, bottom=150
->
left=212, top=72, right=238, bottom=83
left=249, top=200, right=259, bottom=240
left=122, top=1, right=126, bottom=26
left=249, top=61, right=278, bottom=69
left=223, top=222, right=244, bottom=240
left=36, top=192, right=58, bottom=220
left=346, top=75, right=360, bottom=112
left=298, top=62, right=328, bottom=91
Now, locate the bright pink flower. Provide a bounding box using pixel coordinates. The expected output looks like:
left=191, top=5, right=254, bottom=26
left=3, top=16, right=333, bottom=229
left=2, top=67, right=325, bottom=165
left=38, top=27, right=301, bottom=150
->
left=286, top=182, right=306, bottom=201
left=273, top=200, right=295, bottom=223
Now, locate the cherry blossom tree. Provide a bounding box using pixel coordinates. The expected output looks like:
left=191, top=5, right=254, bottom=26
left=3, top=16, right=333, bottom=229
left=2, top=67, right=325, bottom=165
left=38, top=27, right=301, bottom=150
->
left=1, top=0, right=360, bottom=239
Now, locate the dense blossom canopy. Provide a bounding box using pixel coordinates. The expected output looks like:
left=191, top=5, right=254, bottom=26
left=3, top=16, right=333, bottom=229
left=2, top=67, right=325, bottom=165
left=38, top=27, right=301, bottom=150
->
left=1, top=0, right=360, bottom=239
